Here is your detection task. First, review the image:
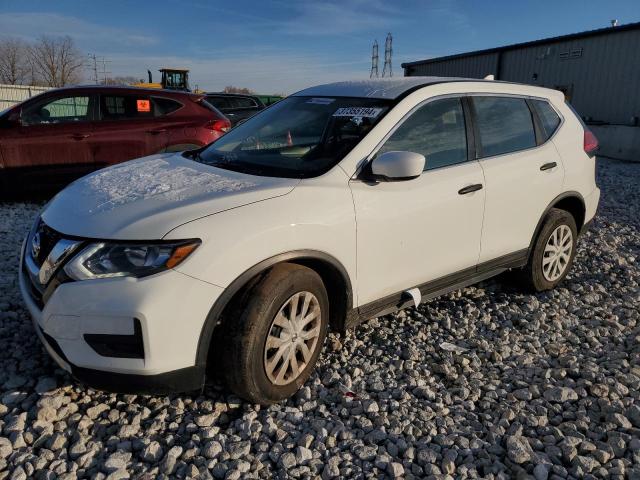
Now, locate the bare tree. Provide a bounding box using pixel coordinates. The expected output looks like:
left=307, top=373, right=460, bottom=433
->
left=223, top=86, right=255, bottom=94
left=0, top=38, right=30, bottom=85
left=29, top=36, right=84, bottom=87
left=101, top=76, right=140, bottom=86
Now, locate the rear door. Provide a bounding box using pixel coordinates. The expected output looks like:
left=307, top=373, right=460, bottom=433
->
left=0, top=92, right=96, bottom=186
left=472, top=95, right=564, bottom=263
left=90, top=93, right=168, bottom=168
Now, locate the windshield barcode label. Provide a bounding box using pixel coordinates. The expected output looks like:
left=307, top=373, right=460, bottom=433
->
left=332, top=107, right=383, bottom=118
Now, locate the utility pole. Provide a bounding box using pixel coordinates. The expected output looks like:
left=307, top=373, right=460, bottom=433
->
left=370, top=40, right=379, bottom=78
left=382, top=33, right=393, bottom=78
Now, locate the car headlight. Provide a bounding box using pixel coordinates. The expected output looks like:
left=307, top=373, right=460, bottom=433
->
left=63, top=240, right=200, bottom=281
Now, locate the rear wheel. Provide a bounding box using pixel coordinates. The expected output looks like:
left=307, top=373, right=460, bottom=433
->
left=522, top=208, right=577, bottom=291
left=220, top=263, right=329, bottom=404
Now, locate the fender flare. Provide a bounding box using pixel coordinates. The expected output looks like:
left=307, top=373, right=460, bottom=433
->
left=194, top=250, right=353, bottom=368
left=527, top=191, right=586, bottom=256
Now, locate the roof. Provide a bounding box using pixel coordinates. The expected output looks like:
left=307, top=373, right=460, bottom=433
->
left=205, top=92, right=260, bottom=99
left=402, top=21, right=640, bottom=68
left=292, top=77, right=472, bottom=99
left=35, top=85, right=202, bottom=97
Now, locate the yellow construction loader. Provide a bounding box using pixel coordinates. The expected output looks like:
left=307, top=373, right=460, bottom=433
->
left=135, top=68, right=191, bottom=91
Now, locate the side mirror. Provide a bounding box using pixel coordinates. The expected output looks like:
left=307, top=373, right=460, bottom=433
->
left=368, top=151, right=425, bottom=181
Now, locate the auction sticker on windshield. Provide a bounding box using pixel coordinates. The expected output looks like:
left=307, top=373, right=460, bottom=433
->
left=332, top=107, right=382, bottom=118
left=306, top=98, right=335, bottom=105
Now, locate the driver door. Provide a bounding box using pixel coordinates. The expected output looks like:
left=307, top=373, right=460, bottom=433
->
left=349, top=96, right=486, bottom=306
left=1, top=92, right=96, bottom=188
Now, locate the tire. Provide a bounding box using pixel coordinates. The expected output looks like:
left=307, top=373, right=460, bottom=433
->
left=522, top=208, right=578, bottom=292
left=219, top=263, right=329, bottom=404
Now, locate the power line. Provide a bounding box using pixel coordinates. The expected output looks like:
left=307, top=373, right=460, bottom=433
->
left=382, top=33, right=393, bottom=78
left=370, top=40, right=379, bottom=78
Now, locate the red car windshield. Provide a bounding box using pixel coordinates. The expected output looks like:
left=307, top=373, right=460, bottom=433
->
left=191, top=96, right=391, bottom=178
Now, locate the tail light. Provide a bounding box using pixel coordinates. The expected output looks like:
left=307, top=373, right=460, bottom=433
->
left=583, top=129, right=599, bottom=157
left=206, top=119, right=231, bottom=134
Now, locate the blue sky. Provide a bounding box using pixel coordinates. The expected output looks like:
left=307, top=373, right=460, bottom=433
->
left=0, top=0, right=638, bottom=94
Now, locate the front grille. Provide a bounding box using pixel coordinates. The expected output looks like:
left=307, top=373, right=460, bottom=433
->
left=23, top=218, right=77, bottom=308
left=31, top=219, right=64, bottom=267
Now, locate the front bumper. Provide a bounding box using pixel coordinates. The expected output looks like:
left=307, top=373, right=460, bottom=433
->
left=19, top=240, right=224, bottom=394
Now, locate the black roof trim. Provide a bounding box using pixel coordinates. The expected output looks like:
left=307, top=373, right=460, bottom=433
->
left=402, top=21, right=640, bottom=68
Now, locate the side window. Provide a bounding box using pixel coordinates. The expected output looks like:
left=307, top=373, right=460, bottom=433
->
left=378, top=97, right=467, bottom=171
left=101, top=95, right=154, bottom=120
left=22, top=96, right=90, bottom=125
left=473, top=96, right=536, bottom=157
left=206, top=96, right=229, bottom=110
left=532, top=99, right=561, bottom=140
left=152, top=97, right=182, bottom=116
left=231, top=97, right=257, bottom=108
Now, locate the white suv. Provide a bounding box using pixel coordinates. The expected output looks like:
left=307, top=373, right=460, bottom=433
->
left=20, top=78, right=600, bottom=403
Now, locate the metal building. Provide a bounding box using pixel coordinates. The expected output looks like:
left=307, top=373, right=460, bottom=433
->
left=402, top=22, right=640, bottom=160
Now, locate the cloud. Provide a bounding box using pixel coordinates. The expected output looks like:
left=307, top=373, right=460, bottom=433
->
left=0, top=12, right=158, bottom=48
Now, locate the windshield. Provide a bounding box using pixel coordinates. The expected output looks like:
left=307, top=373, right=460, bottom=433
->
left=192, top=96, right=392, bottom=178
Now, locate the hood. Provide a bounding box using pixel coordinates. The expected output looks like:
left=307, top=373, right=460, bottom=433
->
left=42, top=153, right=299, bottom=239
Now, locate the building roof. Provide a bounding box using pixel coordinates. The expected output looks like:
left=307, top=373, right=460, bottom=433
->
left=402, top=21, right=640, bottom=68
left=292, top=77, right=472, bottom=99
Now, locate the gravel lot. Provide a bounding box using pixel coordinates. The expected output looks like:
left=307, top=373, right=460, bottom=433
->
left=0, top=158, right=639, bottom=480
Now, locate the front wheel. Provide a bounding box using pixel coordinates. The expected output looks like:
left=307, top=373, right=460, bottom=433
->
left=220, top=263, right=329, bottom=404
left=522, top=208, right=578, bottom=291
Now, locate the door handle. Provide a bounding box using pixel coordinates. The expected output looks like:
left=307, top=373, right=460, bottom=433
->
left=540, top=162, right=557, bottom=171
left=458, top=184, right=483, bottom=195
left=146, top=129, right=167, bottom=135
left=69, top=134, right=90, bottom=140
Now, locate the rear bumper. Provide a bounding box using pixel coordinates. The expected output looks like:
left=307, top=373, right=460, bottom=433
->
left=581, top=187, right=600, bottom=234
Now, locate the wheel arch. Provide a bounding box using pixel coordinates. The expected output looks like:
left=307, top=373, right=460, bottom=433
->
left=528, top=191, right=586, bottom=255
left=194, top=250, right=353, bottom=369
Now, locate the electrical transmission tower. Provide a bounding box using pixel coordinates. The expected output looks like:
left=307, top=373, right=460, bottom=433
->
left=87, top=53, right=111, bottom=84
left=382, top=33, right=393, bottom=78
left=370, top=40, right=379, bottom=78
left=87, top=54, right=99, bottom=84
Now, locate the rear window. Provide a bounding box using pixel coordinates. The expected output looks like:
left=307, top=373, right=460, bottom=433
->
left=152, top=97, right=182, bottom=116
left=473, top=96, right=537, bottom=158
left=532, top=99, right=561, bottom=140
left=229, top=97, right=257, bottom=108
left=101, top=95, right=154, bottom=120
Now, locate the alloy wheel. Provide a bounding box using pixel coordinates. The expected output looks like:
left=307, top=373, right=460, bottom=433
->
left=263, top=291, right=322, bottom=385
left=542, top=224, right=573, bottom=282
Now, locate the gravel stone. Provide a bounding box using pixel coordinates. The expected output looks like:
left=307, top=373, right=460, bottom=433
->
left=0, top=159, right=639, bottom=478
left=543, top=386, right=578, bottom=403
left=506, top=435, right=534, bottom=464
left=202, top=440, right=222, bottom=459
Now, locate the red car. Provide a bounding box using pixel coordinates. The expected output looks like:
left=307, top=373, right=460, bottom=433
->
left=0, top=86, right=230, bottom=195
